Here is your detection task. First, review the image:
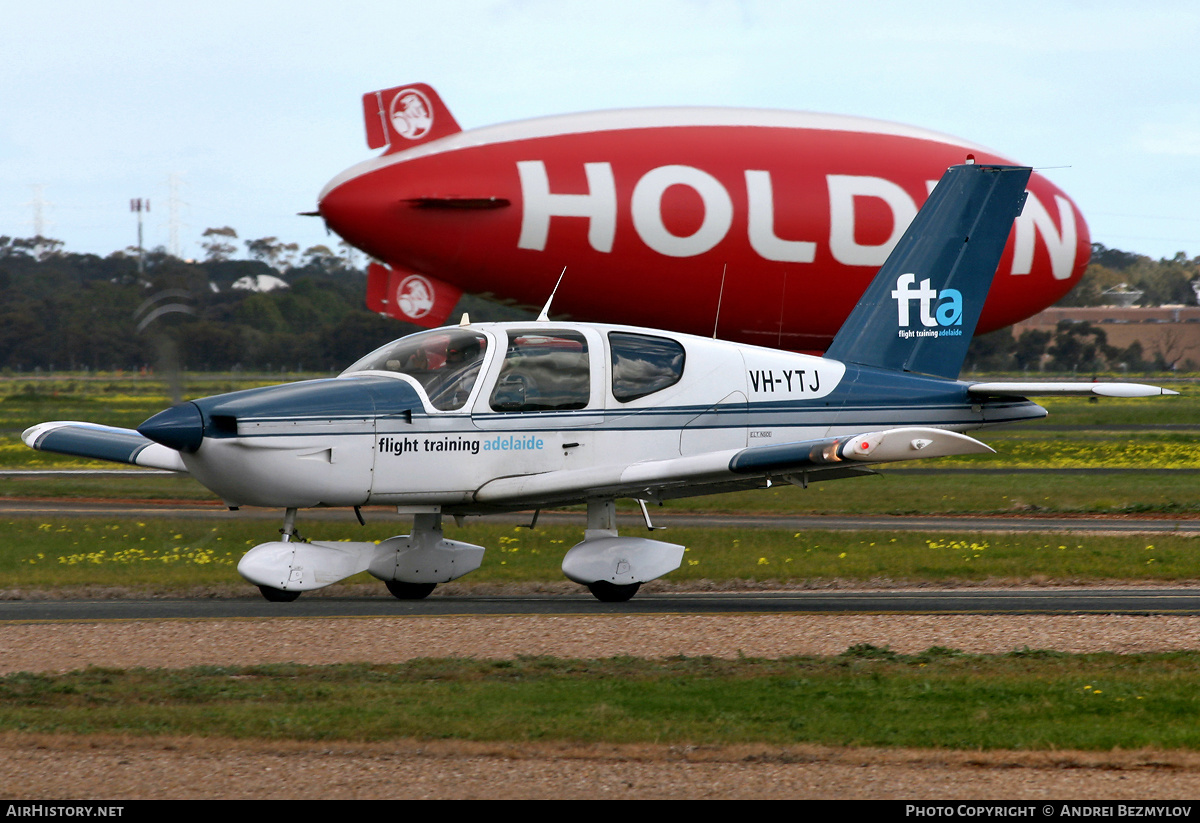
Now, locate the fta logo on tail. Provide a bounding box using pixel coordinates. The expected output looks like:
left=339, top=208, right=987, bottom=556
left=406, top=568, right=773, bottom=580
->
left=891, top=273, right=963, bottom=339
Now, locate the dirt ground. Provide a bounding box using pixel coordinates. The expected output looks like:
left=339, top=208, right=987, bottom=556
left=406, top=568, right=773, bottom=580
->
left=7, top=733, right=1200, bottom=800
left=4, top=610, right=1200, bottom=799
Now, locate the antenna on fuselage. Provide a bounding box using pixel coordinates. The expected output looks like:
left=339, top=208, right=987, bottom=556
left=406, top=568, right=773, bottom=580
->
left=776, top=269, right=789, bottom=349
left=537, top=267, right=567, bottom=322
left=712, top=262, right=728, bottom=338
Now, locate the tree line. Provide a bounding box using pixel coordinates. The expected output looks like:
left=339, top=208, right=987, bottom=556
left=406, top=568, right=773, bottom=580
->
left=0, top=234, right=1195, bottom=374
left=0, top=231, right=529, bottom=375
left=962, top=244, right=1200, bottom=373
left=1059, top=244, right=1200, bottom=308
left=964, top=321, right=1177, bottom=374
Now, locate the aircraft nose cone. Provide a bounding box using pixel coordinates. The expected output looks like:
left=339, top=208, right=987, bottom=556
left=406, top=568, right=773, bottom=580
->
left=138, top=403, right=204, bottom=453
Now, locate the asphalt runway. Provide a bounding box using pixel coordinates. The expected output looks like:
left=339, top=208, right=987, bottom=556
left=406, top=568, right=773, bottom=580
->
left=5, top=588, right=1200, bottom=622
left=3, top=497, right=1199, bottom=534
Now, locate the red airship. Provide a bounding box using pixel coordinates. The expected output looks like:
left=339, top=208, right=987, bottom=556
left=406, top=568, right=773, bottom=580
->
left=318, top=83, right=1087, bottom=352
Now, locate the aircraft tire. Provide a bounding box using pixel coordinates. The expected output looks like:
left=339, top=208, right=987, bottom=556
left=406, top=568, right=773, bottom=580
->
left=385, top=580, right=437, bottom=600
left=258, top=585, right=301, bottom=602
left=587, top=581, right=641, bottom=602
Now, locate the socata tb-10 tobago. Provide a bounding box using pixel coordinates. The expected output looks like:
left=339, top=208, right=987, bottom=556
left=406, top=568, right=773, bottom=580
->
left=319, top=83, right=1088, bottom=352
left=26, top=163, right=1173, bottom=602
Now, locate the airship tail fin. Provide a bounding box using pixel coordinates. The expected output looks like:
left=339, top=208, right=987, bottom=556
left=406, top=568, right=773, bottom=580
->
left=366, top=262, right=463, bottom=328
left=362, top=83, right=463, bottom=153
left=823, top=163, right=1030, bottom=380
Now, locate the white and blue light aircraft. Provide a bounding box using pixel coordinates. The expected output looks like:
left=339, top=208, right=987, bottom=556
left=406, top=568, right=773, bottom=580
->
left=24, top=164, right=1174, bottom=602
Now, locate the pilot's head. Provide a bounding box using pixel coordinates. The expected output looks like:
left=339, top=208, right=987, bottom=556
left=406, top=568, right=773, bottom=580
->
left=446, top=338, right=480, bottom=364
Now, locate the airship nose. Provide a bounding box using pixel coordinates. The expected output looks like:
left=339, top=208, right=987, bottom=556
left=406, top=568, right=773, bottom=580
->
left=318, top=166, right=449, bottom=259
left=317, top=175, right=378, bottom=240
left=316, top=180, right=347, bottom=224
left=138, top=403, right=204, bottom=454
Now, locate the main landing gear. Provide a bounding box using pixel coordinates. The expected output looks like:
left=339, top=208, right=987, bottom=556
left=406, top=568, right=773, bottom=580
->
left=255, top=508, right=304, bottom=602
left=563, top=500, right=684, bottom=602
left=239, top=503, right=684, bottom=604
left=258, top=585, right=301, bottom=602
left=385, top=580, right=437, bottom=600
left=238, top=508, right=484, bottom=603
left=587, top=581, right=641, bottom=602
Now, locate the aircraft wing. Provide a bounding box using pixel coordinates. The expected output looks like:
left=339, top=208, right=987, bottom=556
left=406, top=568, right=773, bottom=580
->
left=474, top=427, right=991, bottom=507
left=727, top=426, right=994, bottom=473
left=22, top=422, right=188, bottom=472
left=968, top=382, right=1178, bottom=398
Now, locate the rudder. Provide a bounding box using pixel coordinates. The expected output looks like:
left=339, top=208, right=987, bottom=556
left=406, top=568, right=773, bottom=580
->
left=823, top=163, right=1031, bottom=379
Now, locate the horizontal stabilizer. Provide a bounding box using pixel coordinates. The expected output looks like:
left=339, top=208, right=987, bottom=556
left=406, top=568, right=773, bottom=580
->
left=968, top=382, right=1178, bottom=398
left=22, top=421, right=188, bottom=472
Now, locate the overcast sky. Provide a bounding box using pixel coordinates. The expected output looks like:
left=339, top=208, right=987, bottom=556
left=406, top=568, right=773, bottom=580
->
left=2, top=0, right=1197, bottom=263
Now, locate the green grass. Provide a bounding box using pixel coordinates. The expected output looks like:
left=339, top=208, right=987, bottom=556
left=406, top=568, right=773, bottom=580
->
left=4, top=468, right=1200, bottom=516
left=2, top=517, right=1197, bottom=592
left=0, top=472, right=217, bottom=501
left=3, top=651, right=1200, bottom=750
left=937, top=430, right=1200, bottom=469
left=1033, top=390, right=1198, bottom=426
left=0, top=374, right=294, bottom=469
left=663, top=470, right=1200, bottom=515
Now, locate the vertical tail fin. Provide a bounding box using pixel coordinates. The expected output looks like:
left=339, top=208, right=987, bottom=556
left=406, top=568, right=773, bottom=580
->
left=362, top=83, right=463, bottom=154
left=823, top=163, right=1031, bottom=378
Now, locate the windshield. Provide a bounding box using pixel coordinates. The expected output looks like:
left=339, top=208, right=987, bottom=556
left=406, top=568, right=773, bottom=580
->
left=341, top=328, right=489, bottom=411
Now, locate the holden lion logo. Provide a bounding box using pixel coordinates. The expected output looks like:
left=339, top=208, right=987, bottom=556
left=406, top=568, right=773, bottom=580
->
left=389, top=88, right=433, bottom=140
left=891, top=272, right=963, bottom=339
left=396, top=274, right=435, bottom=319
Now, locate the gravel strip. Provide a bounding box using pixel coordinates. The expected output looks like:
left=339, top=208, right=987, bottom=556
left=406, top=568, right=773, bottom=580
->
left=3, top=613, right=1200, bottom=674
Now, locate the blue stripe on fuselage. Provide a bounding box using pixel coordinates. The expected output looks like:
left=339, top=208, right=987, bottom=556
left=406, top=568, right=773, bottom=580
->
left=183, top=368, right=1044, bottom=441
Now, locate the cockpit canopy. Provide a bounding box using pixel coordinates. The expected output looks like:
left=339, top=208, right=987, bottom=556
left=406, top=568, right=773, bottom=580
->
left=343, top=325, right=688, bottom=413
left=341, top=328, right=488, bottom=411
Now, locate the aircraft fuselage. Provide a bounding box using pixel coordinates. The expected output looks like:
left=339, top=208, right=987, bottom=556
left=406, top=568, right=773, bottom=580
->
left=139, top=321, right=1044, bottom=511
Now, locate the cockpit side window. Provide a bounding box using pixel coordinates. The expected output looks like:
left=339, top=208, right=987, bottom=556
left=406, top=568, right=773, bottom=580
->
left=489, top=331, right=590, bottom=412
left=340, top=329, right=488, bottom=411
left=609, top=332, right=685, bottom=402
